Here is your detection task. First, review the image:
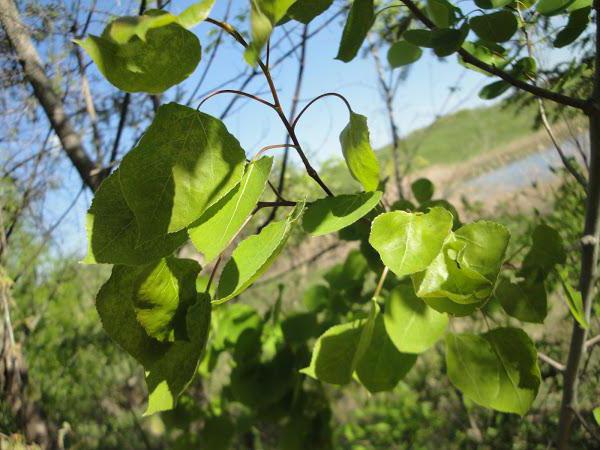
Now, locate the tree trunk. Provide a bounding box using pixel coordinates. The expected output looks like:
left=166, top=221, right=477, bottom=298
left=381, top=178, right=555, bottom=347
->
left=556, top=3, right=600, bottom=446
left=0, top=0, right=101, bottom=191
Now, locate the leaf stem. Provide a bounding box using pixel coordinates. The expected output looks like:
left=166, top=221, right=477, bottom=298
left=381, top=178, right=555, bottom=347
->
left=373, top=266, right=390, bottom=300
left=292, top=92, right=353, bottom=130
left=197, top=89, right=275, bottom=111
left=203, top=17, right=334, bottom=197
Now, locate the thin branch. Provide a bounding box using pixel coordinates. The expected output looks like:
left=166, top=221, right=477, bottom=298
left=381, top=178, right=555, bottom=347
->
left=292, top=92, right=353, bottom=129
left=584, top=334, right=600, bottom=350
left=0, top=0, right=102, bottom=190
left=253, top=143, right=299, bottom=161
left=197, top=89, right=275, bottom=111
left=255, top=200, right=297, bottom=210
left=399, top=0, right=590, bottom=112
left=204, top=17, right=333, bottom=197
left=538, top=352, right=566, bottom=372
left=109, top=92, right=131, bottom=164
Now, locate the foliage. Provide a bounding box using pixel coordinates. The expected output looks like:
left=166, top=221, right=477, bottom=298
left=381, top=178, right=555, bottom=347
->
left=27, top=0, right=598, bottom=448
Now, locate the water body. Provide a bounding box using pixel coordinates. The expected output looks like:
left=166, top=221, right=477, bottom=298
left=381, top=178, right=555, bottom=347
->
left=460, top=134, right=589, bottom=201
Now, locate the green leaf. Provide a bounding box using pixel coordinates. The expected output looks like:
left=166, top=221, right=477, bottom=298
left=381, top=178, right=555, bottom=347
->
left=411, top=178, right=434, bottom=203
left=567, top=0, right=592, bottom=10
left=287, top=0, right=334, bottom=24
left=432, top=26, right=468, bottom=57
left=339, top=112, right=380, bottom=191
left=455, top=221, right=510, bottom=283
left=281, top=312, right=320, bottom=344
left=215, top=203, right=304, bottom=303
left=199, top=415, right=235, bottom=450
left=76, top=11, right=201, bottom=94
left=474, top=0, right=513, bottom=8
left=301, top=301, right=378, bottom=385
left=460, top=41, right=508, bottom=75
left=145, top=294, right=211, bottom=415
left=84, top=170, right=187, bottom=265
left=558, top=270, right=589, bottom=329
left=369, top=207, right=454, bottom=278
left=212, top=304, right=262, bottom=350
left=356, top=315, right=417, bottom=393
left=119, top=103, right=246, bottom=243
left=387, top=40, right=423, bottom=68
left=496, top=276, right=547, bottom=324
left=404, top=29, right=435, bottom=47
left=303, top=284, right=330, bottom=312
left=189, top=157, right=273, bottom=262
left=384, top=284, right=448, bottom=353
left=413, top=221, right=509, bottom=303
left=594, top=407, right=600, bottom=426
left=521, top=224, right=566, bottom=276
left=335, top=0, right=374, bottom=62
left=446, top=327, right=540, bottom=416
left=245, top=0, right=296, bottom=65
left=554, top=7, right=591, bottom=49
left=536, top=0, right=576, bottom=15
left=427, top=0, right=456, bottom=28
left=302, top=191, right=382, bottom=236
left=96, top=266, right=211, bottom=415
left=132, top=257, right=201, bottom=341
left=177, top=0, right=216, bottom=28
left=469, top=11, right=518, bottom=43
left=479, top=80, right=511, bottom=99
left=423, top=296, right=484, bottom=316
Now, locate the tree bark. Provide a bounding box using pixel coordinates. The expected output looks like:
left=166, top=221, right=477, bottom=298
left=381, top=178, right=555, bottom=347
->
left=556, top=2, right=600, bottom=447
left=0, top=0, right=102, bottom=191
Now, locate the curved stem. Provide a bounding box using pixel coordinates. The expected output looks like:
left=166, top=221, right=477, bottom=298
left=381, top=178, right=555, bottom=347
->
left=253, top=143, right=298, bottom=161
left=197, top=89, right=275, bottom=111
left=204, top=17, right=333, bottom=197
left=292, top=92, right=353, bottom=130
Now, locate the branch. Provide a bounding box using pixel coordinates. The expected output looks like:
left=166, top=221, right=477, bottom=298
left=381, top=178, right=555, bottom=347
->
left=556, top=0, right=600, bottom=445
left=584, top=334, right=600, bottom=350
left=197, top=89, right=275, bottom=111
left=399, top=0, right=589, bottom=111
left=0, top=0, right=102, bottom=191
left=204, top=17, right=333, bottom=197
left=538, top=352, right=565, bottom=372
left=292, top=92, right=353, bottom=129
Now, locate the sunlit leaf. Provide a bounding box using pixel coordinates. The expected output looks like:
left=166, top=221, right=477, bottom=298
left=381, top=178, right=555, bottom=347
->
left=189, top=157, right=273, bottom=262
left=339, top=112, right=380, bottom=191
left=369, top=207, right=453, bottom=277
left=536, top=0, right=576, bottom=16
left=303, top=191, right=382, bottom=236
left=178, top=0, right=216, bottom=28
left=244, top=0, right=296, bottom=65
left=76, top=10, right=201, bottom=93
left=132, top=257, right=201, bottom=341
left=215, top=203, right=305, bottom=303
left=119, top=103, right=246, bottom=243
left=558, top=270, right=589, bottom=329
left=384, top=284, right=448, bottom=353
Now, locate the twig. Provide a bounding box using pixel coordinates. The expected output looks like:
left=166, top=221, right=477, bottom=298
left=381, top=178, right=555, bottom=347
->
left=399, top=0, right=590, bottom=112
left=538, top=352, right=566, bottom=372
left=292, top=92, right=353, bottom=129
left=197, top=89, right=275, bottom=111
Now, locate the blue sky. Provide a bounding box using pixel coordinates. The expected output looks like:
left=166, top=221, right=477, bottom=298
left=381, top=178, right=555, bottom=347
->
left=40, top=0, right=564, bottom=254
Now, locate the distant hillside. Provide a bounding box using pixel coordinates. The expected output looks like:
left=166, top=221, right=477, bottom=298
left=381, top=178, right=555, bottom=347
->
left=318, top=102, right=547, bottom=193
left=383, top=102, right=539, bottom=166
